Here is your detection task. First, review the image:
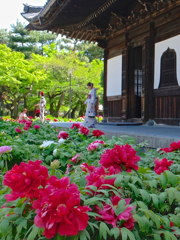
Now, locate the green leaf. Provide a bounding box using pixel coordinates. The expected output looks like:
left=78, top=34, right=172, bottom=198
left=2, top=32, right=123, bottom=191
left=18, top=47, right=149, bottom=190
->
left=159, top=174, right=167, bottom=189
left=128, top=183, right=139, bottom=198
left=139, top=190, right=151, bottom=204
left=164, top=231, right=177, bottom=240
left=166, top=188, right=175, bottom=205
left=99, top=222, right=110, bottom=240
left=136, top=201, right=148, bottom=210
left=121, top=227, right=136, bottom=240
left=84, top=197, right=104, bottom=206
left=0, top=220, right=9, bottom=236
left=114, top=175, right=124, bottom=187
left=154, top=234, right=161, bottom=240
left=159, top=192, right=168, bottom=206
left=111, top=228, right=120, bottom=239
left=27, top=224, right=39, bottom=240
left=150, top=194, right=159, bottom=207
left=164, top=171, right=178, bottom=187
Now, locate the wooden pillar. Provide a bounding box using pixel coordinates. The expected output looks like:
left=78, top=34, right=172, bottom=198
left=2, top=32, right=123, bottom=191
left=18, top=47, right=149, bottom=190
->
left=121, top=33, right=129, bottom=119
left=142, top=22, right=155, bottom=121
left=103, top=49, right=108, bottom=119
left=122, top=48, right=128, bottom=119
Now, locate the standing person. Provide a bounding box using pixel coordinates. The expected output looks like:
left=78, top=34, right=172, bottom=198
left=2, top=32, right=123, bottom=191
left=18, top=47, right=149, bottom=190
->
left=19, top=108, right=28, bottom=121
left=35, top=92, right=46, bottom=122
left=84, top=82, right=97, bottom=128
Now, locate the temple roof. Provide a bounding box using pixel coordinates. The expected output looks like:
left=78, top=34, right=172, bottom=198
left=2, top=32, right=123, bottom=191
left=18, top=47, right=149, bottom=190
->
left=21, top=0, right=177, bottom=44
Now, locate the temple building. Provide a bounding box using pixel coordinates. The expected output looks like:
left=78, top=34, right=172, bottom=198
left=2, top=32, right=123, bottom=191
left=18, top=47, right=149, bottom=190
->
left=22, top=0, right=180, bottom=125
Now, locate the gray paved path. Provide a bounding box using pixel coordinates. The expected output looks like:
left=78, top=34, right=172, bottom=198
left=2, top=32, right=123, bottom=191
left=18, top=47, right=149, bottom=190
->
left=49, top=122, right=180, bottom=149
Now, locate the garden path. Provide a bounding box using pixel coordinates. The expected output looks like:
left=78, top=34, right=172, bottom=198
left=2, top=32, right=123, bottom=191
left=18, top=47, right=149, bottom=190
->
left=49, top=122, right=180, bottom=149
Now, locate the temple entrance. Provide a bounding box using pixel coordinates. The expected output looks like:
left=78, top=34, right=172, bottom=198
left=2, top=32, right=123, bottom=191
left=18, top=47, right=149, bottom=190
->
left=128, top=46, right=142, bottom=119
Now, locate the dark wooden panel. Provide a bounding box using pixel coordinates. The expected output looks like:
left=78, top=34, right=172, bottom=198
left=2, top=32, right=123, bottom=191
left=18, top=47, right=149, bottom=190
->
left=107, top=43, right=125, bottom=59
left=107, top=95, right=122, bottom=101
left=107, top=34, right=126, bottom=48
left=154, top=87, right=180, bottom=97
left=155, top=95, right=180, bottom=119
left=108, top=100, right=122, bottom=118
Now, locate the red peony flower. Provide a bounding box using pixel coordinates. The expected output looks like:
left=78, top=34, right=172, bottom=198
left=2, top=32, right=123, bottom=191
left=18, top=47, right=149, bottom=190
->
left=34, top=125, right=40, bottom=130
left=80, top=163, right=96, bottom=173
left=86, top=166, right=116, bottom=194
left=65, top=154, right=81, bottom=174
left=95, top=195, right=135, bottom=231
left=159, top=147, right=171, bottom=153
left=25, top=121, right=32, bottom=128
left=15, top=128, right=21, bottom=133
left=154, top=158, right=173, bottom=175
left=92, top=129, right=105, bottom=137
left=3, top=160, right=49, bottom=201
left=99, top=144, right=140, bottom=173
left=54, top=119, right=58, bottom=122
left=23, top=126, right=30, bottom=131
left=79, top=126, right=89, bottom=136
left=46, top=118, right=51, bottom=121
left=33, top=176, right=90, bottom=239
left=58, top=131, right=69, bottom=140
left=29, top=116, right=33, bottom=119
left=70, top=123, right=82, bottom=130
left=170, top=141, right=180, bottom=151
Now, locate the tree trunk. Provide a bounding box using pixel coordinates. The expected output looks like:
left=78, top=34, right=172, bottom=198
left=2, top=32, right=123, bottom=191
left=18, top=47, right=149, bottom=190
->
left=71, top=105, right=78, bottom=119
left=24, top=97, right=27, bottom=108
left=79, top=102, right=86, bottom=117
left=53, top=94, right=65, bottom=117
left=12, top=101, right=19, bottom=119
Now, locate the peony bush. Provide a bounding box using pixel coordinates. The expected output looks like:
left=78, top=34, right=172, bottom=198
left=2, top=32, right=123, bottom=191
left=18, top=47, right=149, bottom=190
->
left=0, top=119, right=180, bottom=239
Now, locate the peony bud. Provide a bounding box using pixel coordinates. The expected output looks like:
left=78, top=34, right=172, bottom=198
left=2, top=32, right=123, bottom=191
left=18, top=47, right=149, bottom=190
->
left=50, top=160, right=60, bottom=170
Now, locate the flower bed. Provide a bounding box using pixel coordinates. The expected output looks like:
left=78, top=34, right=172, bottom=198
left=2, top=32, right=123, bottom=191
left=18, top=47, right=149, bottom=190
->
left=0, top=119, right=180, bottom=239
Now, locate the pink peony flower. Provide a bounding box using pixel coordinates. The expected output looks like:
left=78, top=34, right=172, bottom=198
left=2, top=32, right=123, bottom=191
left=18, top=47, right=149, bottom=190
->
left=3, top=160, right=49, bottom=201
left=92, top=129, right=105, bottom=137
left=15, top=128, right=21, bottom=133
left=46, top=118, right=51, bottom=121
left=0, top=146, right=12, bottom=154
left=33, top=176, right=90, bottom=239
left=87, top=140, right=105, bottom=151
left=154, top=158, right=174, bottom=175
left=34, top=125, right=40, bottom=130
left=79, top=126, right=89, bottom=136
left=99, top=144, right=140, bottom=173
left=95, top=195, right=135, bottom=231
left=53, top=119, right=58, bottom=122
left=70, top=123, right=82, bottom=130
left=58, top=131, right=69, bottom=140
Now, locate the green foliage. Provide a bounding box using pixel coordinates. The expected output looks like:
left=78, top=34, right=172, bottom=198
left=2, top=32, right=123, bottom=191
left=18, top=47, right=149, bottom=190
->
left=1, top=120, right=180, bottom=239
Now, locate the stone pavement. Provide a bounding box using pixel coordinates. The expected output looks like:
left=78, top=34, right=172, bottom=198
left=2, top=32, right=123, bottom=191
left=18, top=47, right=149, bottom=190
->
left=49, top=122, right=180, bottom=149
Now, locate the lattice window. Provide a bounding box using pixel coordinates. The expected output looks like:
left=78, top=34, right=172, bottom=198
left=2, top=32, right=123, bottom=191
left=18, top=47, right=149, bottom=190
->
left=159, top=47, right=178, bottom=88
left=134, top=69, right=142, bottom=97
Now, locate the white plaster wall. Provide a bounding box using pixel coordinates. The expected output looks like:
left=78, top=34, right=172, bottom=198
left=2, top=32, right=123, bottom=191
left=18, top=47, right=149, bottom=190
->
left=154, top=35, right=180, bottom=89
left=107, top=55, right=122, bottom=96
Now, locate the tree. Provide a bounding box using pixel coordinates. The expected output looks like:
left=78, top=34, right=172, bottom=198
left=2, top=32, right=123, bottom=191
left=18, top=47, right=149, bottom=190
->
left=0, top=44, right=44, bottom=118
left=0, top=29, right=10, bottom=45
left=58, top=38, right=104, bottom=62
left=31, top=44, right=103, bottom=117
left=8, top=21, right=58, bottom=58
